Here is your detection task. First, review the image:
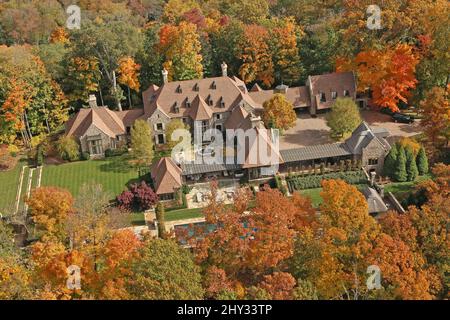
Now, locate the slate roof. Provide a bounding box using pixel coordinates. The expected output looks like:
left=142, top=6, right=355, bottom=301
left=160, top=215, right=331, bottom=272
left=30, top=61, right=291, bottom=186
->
left=362, top=187, right=388, bottom=214
left=248, top=86, right=310, bottom=108
left=151, top=157, right=183, bottom=195
left=280, top=143, right=351, bottom=163
left=344, top=122, right=390, bottom=154
left=142, top=76, right=262, bottom=120
left=181, top=162, right=242, bottom=175
left=65, top=106, right=126, bottom=138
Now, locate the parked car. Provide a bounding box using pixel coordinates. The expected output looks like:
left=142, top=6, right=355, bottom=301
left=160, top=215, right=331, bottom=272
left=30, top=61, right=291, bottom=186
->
left=380, top=107, right=395, bottom=116
left=392, top=113, right=414, bottom=124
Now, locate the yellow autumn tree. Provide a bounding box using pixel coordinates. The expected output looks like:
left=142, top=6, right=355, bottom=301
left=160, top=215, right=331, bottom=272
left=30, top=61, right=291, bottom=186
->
left=117, top=56, right=141, bottom=108
left=262, top=93, right=296, bottom=131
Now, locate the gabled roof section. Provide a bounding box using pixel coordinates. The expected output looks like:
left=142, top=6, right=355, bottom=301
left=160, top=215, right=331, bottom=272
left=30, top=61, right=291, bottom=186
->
left=142, top=76, right=261, bottom=119
left=344, top=122, right=387, bottom=154
left=362, top=187, right=388, bottom=214
left=66, top=106, right=126, bottom=138
left=225, top=105, right=249, bottom=130
left=189, top=95, right=213, bottom=121
left=151, top=157, right=183, bottom=195
left=250, top=83, right=263, bottom=92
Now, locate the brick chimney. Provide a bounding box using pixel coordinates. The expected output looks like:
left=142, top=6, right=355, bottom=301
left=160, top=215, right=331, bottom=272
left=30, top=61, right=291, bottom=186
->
left=221, top=62, right=228, bottom=77
left=88, top=94, right=97, bottom=108
left=162, top=68, right=168, bottom=84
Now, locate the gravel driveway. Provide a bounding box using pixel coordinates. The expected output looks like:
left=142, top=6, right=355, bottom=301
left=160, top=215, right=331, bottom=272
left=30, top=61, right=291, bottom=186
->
left=279, top=110, right=422, bottom=150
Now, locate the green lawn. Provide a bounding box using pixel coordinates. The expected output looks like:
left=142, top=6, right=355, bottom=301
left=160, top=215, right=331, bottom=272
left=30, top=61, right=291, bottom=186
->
left=299, top=188, right=323, bottom=208
left=166, top=207, right=204, bottom=221
left=0, top=160, right=25, bottom=213
left=384, top=174, right=432, bottom=199
left=41, top=155, right=139, bottom=199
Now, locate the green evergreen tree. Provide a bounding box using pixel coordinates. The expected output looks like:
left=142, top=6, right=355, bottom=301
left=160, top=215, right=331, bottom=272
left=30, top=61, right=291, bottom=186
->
left=416, top=146, right=429, bottom=175
left=405, top=147, right=418, bottom=181
left=383, top=143, right=398, bottom=178
left=393, top=146, right=408, bottom=182
left=155, top=202, right=167, bottom=240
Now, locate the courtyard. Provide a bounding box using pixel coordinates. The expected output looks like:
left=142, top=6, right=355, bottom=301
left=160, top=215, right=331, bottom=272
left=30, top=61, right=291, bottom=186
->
left=279, top=109, right=423, bottom=150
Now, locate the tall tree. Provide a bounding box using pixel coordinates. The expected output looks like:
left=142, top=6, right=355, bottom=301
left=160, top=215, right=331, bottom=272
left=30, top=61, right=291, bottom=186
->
left=26, top=187, right=74, bottom=237
left=394, top=146, right=408, bottom=182
left=326, top=97, right=362, bottom=140
left=405, top=147, right=419, bottom=182
left=130, top=120, right=154, bottom=168
left=269, top=17, right=302, bottom=85
left=416, top=147, right=429, bottom=176
left=262, top=94, right=297, bottom=131
left=127, top=238, right=204, bottom=299
left=158, top=22, right=203, bottom=81
left=239, top=24, right=274, bottom=87
left=337, top=44, right=419, bottom=112
left=70, top=17, right=142, bottom=110
left=117, top=56, right=141, bottom=108
left=165, top=119, right=190, bottom=150
left=420, top=87, right=450, bottom=152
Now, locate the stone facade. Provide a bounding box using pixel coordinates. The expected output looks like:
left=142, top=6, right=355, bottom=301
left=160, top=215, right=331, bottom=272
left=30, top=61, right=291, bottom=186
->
left=360, top=138, right=389, bottom=173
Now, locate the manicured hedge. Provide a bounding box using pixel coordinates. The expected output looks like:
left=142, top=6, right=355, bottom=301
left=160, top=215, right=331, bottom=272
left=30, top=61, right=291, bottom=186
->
left=286, top=170, right=367, bottom=192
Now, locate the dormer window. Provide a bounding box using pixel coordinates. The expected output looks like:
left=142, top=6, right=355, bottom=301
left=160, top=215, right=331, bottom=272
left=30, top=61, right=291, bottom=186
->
left=173, top=102, right=179, bottom=113
left=331, top=91, right=337, bottom=100
left=185, top=98, right=191, bottom=108
left=219, top=97, right=225, bottom=108
left=176, top=85, right=182, bottom=93
left=206, top=95, right=213, bottom=106
left=193, top=83, right=199, bottom=91
left=320, top=92, right=326, bottom=102
left=211, top=81, right=217, bottom=89
left=344, top=90, right=350, bottom=97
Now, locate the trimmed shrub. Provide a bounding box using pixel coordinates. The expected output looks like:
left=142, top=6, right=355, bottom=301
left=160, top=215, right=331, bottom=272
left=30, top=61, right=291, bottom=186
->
left=286, top=170, right=367, bottom=192
left=80, top=152, right=90, bottom=161
left=155, top=202, right=167, bottom=239
left=57, top=136, right=80, bottom=162
left=104, top=146, right=127, bottom=158
left=117, top=189, right=134, bottom=211
left=116, top=181, right=158, bottom=211
left=36, top=145, right=44, bottom=166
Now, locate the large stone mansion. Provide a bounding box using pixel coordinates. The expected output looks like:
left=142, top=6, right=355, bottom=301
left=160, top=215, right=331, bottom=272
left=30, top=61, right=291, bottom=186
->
left=65, top=64, right=389, bottom=199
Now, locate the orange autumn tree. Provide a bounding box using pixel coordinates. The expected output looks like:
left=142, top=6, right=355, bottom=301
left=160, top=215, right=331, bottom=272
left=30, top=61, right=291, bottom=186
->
left=96, top=229, right=142, bottom=299
left=258, top=272, right=296, bottom=300
left=158, top=21, right=203, bottom=81
left=293, top=179, right=381, bottom=299
left=117, top=56, right=141, bottom=107
left=336, top=44, right=419, bottom=112
left=368, top=233, right=434, bottom=300
left=1, top=78, right=32, bottom=144
left=50, top=27, right=69, bottom=44
left=239, top=24, right=274, bottom=87
left=26, top=187, right=74, bottom=237
left=191, top=183, right=303, bottom=284
left=420, top=87, right=450, bottom=150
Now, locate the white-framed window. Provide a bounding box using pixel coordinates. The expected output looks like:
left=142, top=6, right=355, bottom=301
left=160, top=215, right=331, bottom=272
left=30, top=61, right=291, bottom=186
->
left=368, top=158, right=378, bottom=165
left=215, top=113, right=222, bottom=120
left=156, top=123, right=163, bottom=131
left=320, top=92, right=326, bottom=102
left=344, top=90, right=350, bottom=97
left=331, top=91, right=337, bottom=99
